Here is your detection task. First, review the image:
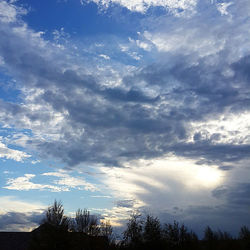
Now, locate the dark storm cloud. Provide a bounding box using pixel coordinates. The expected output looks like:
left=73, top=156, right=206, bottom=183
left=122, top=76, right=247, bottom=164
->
left=138, top=202, right=249, bottom=238
left=101, top=88, right=159, bottom=103
left=116, top=199, right=135, bottom=208
left=174, top=182, right=250, bottom=236
left=183, top=183, right=250, bottom=236
left=0, top=22, right=156, bottom=106
left=0, top=212, right=43, bottom=231
left=182, top=204, right=250, bottom=237
left=135, top=57, right=249, bottom=119
left=171, top=143, right=250, bottom=164
left=218, top=165, right=234, bottom=171
left=232, top=55, right=250, bottom=83
left=212, top=183, right=250, bottom=206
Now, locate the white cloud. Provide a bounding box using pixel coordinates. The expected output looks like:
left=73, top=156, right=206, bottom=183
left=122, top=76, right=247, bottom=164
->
left=119, top=43, right=142, bottom=60
left=31, top=160, right=40, bottom=164
left=99, top=54, right=110, bottom=60
left=89, top=0, right=197, bottom=14
left=188, top=112, right=250, bottom=145
left=217, top=2, right=233, bottom=16
left=0, top=196, right=45, bottom=214
left=0, top=140, right=31, bottom=162
left=134, top=0, right=250, bottom=65
left=135, top=40, right=152, bottom=51
left=91, top=195, right=112, bottom=198
left=3, top=170, right=97, bottom=205
left=143, top=27, right=225, bottom=58
left=4, top=174, right=69, bottom=192
left=0, top=1, right=27, bottom=23
left=4, top=171, right=98, bottom=193
left=42, top=171, right=98, bottom=191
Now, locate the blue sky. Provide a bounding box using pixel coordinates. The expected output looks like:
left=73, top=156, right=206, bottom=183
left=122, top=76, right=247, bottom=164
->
left=0, top=0, right=250, bottom=236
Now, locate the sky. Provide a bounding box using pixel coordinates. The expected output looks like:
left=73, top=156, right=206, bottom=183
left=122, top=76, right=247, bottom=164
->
left=0, top=0, right=249, bottom=236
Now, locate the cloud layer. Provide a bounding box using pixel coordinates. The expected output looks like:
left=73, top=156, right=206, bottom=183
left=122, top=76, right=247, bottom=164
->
left=0, top=0, right=249, bottom=168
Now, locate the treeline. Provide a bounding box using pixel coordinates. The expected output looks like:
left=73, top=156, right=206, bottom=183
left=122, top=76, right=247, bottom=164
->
left=28, top=201, right=250, bottom=250
left=120, top=213, right=250, bottom=250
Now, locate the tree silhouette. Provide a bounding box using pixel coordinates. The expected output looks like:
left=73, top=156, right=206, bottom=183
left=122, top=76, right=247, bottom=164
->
left=122, top=213, right=143, bottom=249
left=88, top=215, right=101, bottom=236
left=100, top=220, right=113, bottom=239
left=164, top=221, right=181, bottom=243
left=163, top=221, right=198, bottom=250
left=143, top=215, right=162, bottom=249
left=43, top=200, right=69, bottom=231
left=239, top=226, right=250, bottom=250
left=239, top=226, right=250, bottom=240
left=73, top=208, right=90, bottom=233
left=217, top=230, right=232, bottom=240
left=71, top=208, right=102, bottom=236
left=203, top=226, right=218, bottom=241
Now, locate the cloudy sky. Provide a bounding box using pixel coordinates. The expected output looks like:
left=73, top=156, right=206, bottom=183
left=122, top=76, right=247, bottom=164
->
left=0, top=0, right=249, bottom=236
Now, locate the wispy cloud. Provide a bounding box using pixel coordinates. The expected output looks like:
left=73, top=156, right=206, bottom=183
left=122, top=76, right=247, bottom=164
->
left=91, top=195, right=112, bottom=198
left=0, top=0, right=27, bottom=23
left=4, top=171, right=98, bottom=192
left=42, top=171, right=98, bottom=191
left=99, top=54, right=110, bottom=60
left=88, top=0, right=197, bottom=14
left=4, top=174, right=69, bottom=192
left=0, top=140, right=31, bottom=162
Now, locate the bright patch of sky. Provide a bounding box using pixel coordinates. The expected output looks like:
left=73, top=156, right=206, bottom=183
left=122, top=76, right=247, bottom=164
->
left=0, top=0, right=249, bottom=235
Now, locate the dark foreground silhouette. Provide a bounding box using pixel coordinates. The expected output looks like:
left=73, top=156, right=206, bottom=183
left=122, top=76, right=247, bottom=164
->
left=0, top=201, right=249, bottom=250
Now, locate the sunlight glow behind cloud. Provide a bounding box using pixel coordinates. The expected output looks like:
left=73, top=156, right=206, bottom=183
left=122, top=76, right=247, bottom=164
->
left=100, top=155, right=224, bottom=207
